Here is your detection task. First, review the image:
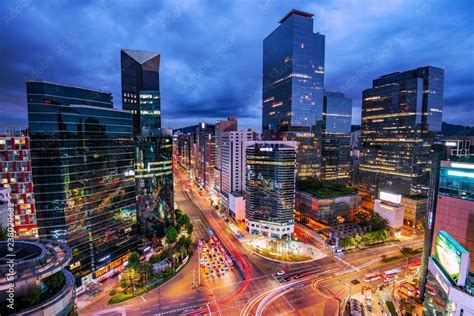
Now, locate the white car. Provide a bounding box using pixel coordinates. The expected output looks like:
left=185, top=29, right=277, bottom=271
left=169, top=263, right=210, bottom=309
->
left=276, top=270, right=286, bottom=276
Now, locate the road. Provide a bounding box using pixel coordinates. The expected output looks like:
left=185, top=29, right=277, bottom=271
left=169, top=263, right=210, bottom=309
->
left=78, top=165, right=424, bottom=316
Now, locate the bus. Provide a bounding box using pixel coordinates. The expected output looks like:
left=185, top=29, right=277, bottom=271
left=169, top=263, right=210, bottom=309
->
left=362, top=272, right=382, bottom=282
left=400, top=282, right=421, bottom=301
left=408, top=258, right=422, bottom=271
left=383, top=268, right=401, bottom=279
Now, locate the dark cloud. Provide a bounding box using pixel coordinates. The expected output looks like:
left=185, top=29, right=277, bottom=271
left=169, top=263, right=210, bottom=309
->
left=1, top=0, right=473, bottom=131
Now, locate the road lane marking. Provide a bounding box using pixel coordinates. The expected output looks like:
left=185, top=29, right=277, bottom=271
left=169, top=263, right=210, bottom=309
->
left=140, top=295, right=147, bottom=302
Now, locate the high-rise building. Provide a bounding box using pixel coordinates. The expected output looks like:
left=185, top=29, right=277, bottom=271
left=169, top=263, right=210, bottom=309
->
left=121, top=49, right=160, bottom=135
left=358, top=66, right=444, bottom=211
left=245, top=141, right=296, bottom=238
left=27, top=80, right=138, bottom=290
left=214, top=117, right=238, bottom=197
left=262, top=9, right=325, bottom=180
left=135, top=130, right=174, bottom=234
left=121, top=50, right=174, bottom=234
left=0, top=187, right=10, bottom=230
left=196, top=122, right=216, bottom=192
left=219, top=129, right=256, bottom=219
left=0, top=127, right=38, bottom=237
left=321, top=91, right=352, bottom=182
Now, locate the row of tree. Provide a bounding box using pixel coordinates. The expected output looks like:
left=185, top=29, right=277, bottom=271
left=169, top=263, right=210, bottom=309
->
left=339, top=228, right=390, bottom=250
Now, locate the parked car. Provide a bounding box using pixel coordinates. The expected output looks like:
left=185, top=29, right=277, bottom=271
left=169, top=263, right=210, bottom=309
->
left=276, top=270, right=286, bottom=276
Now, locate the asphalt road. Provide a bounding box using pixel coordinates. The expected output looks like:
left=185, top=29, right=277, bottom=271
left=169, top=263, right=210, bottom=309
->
left=78, top=166, right=424, bottom=316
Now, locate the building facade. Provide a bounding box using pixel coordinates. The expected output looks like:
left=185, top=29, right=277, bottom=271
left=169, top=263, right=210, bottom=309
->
left=27, top=80, right=138, bottom=289
left=262, top=9, right=325, bottom=180
left=196, top=122, right=216, bottom=192
left=432, top=160, right=474, bottom=271
left=358, top=66, right=444, bottom=211
left=121, top=50, right=174, bottom=234
left=121, top=49, right=160, bottom=135
left=0, top=127, right=38, bottom=237
left=245, top=141, right=296, bottom=238
left=219, top=129, right=256, bottom=217
left=213, top=117, right=238, bottom=197
left=321, top=91, right=352, bottom=182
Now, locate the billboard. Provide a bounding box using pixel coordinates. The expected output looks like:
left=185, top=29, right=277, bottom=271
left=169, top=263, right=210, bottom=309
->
left=434, top=230, right=470, bottom=286
left=379, top=191, right=401, bottom=204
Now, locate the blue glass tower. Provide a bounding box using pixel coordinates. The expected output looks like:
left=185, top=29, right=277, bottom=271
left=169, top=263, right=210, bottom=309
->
left=262, top=9, right=325, bottom=180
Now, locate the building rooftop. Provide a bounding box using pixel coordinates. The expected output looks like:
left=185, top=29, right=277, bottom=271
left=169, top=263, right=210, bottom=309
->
left=279, top=9, right=314, bottom=24
left=121, top=49, right=160, bottom=65
left=297, top=178, right=356, bottom=198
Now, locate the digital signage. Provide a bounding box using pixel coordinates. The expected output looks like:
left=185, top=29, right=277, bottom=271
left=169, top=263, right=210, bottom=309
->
left=434, top=230, right=470, bottom=286
left=379, top=191, right=401, bottom=204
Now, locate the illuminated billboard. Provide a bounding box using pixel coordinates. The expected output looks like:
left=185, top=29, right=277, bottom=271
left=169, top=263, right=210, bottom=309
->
left=379, top=191, right=401, bottom=204
left=434, top=230, right=470, bottom=286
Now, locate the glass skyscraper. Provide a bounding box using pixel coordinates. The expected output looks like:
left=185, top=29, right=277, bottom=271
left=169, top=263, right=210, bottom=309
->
left=262, top=9, right=325, bottom=180
left=121, top=50, right=174, bottom=232
left=245, top=141, right=296, bottom=238
left=322, top=91, right=352, bottom=182
left=121, top=49, right=160, bottom=135
left=27, top=80, right=138, bottom=288
left=358, top=66, right=444, bottom=211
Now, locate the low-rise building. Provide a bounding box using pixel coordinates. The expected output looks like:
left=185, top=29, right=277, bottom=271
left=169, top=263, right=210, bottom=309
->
left=0, top=239, right=75, bottom=316
left=296, top=179, right=360, bottom=226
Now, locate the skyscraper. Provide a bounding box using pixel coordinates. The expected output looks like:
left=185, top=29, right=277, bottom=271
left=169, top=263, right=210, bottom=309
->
left=245, top=141, right=296, bottom=238
left=196, top=122, right=216, bottom=192
left=358, top=66, right=444, bottom=211
left=219, top=129, right=256, bottom=218
left=121, top=49, right=160, bottom=135
left=262, top=9, right=325, bottom=180
left=214, top=117, right=238, bottom=197
left=27, top=80, right=138, bottom=290
left=0, top=127, right=38, bottom=238
left=121, top=50, right=174, bottom=232
left=321, top=91, right=352, bottom=182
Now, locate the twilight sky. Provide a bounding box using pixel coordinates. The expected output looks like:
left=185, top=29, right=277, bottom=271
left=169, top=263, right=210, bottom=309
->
left=1, top=0, right=473, bottom=131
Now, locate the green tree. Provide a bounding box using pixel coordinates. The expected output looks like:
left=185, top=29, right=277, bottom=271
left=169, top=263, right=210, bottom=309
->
left=44, top=271, right=65, bottom=294
left=177, top=214, right=190, bottom=227
left=165, top=226, right=179, bottom=244
left=0, top=228, right=8, bottom=240
left=185, top=222, right=193, bottom=235
left=127, top=251, right=140, bottom=268
left=25, top=285, right=42, bottom=306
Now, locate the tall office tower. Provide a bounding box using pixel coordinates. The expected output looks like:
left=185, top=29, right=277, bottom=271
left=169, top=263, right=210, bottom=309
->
left=176, top=132, right=194, bottom=169
left=121, top=50, right=174, bottom=234
left=121, top=49, right=160, bottom=135
left=214, top=117, right=238, bottom=196
left=358, top=66, right=444, bottom=212
left=262, top=9, right=325, bottom=180
left=27, top=80, right=138, bottom=290
left=196, top=122, right=216, bottom=192
left=321, top=91, right=352, bottom=182
left=0, top=127, right=38, bottom=237
left=219, top=129, right=256, bottom=220
left=245, top=141, right=296, bottom=238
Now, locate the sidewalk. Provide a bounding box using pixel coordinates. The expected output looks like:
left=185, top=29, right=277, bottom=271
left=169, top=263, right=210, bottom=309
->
left=76, top=275, right=119, bottom=312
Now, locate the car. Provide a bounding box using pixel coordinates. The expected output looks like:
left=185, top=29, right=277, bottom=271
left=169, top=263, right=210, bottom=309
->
left=276, top=270, right=286, bottom=276
left=351, top=279, right=360, bottom=285
left=294, top=273, right=302, bottom=279
left=282, top=276, right=291, bottom=282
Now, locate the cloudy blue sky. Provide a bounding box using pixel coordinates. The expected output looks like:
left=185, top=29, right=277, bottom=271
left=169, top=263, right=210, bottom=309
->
left=1, top=0, right=473, bottom=131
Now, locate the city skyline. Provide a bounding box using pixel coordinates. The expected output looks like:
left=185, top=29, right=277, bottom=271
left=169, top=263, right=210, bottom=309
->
left=1, top=0, right=473, bottom=131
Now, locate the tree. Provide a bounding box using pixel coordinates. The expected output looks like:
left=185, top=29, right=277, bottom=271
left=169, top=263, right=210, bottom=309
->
left=165, top=226, right=179, bottom=244
left=185, top=222, right=193, bottom=235
left=121, top=268, right=141, bottom=293
left=127, top=251, right=140, bottom=268
left=177, top=214, right=190, bottom=227
left=44, top=271, right=65, bottom=294
left=0, top=228, right=8, bottom=240
left=340, top=237, right=355, bottom=249
left=25, top=285, right=42, bottom=306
